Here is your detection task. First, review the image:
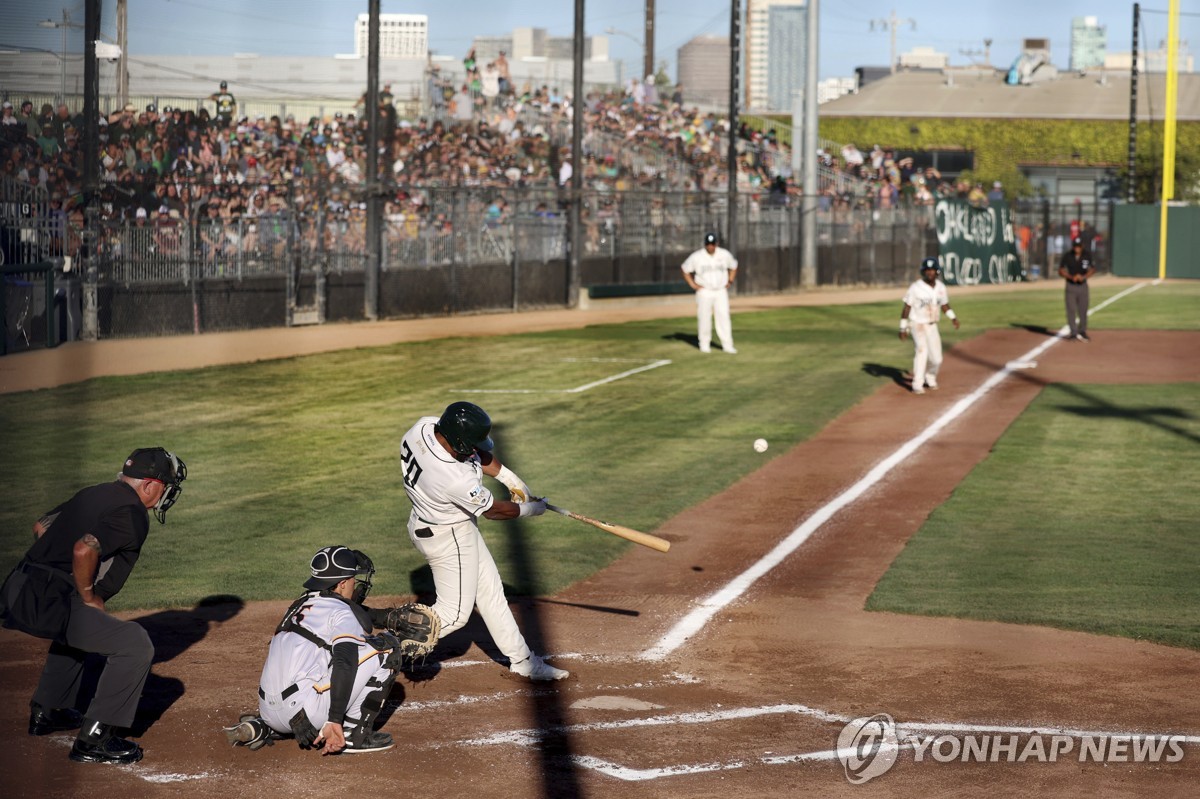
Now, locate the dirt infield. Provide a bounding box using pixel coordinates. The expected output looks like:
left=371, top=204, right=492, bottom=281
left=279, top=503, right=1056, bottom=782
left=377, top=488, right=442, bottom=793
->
left=2, top=279, right=1198, bottom=797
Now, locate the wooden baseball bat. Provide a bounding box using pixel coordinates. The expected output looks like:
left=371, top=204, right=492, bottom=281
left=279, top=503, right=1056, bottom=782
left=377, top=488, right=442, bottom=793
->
left=544, top=503, right=671, bottom=553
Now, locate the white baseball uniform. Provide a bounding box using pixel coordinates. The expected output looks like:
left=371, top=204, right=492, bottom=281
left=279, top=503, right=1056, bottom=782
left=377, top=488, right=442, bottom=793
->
left=398, top=416, right=532, bottom=666
left=902, top=277, right=951, bottom=390
left=257, top=591, right=395, bottom=736
left=681, top=245, right=738, bottom=353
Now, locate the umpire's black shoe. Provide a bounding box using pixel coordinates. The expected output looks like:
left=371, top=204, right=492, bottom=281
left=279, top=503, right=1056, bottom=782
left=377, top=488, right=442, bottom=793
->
left=29, top=703, right=83, bottom=736
left=69, top=720, right=143, bottom=764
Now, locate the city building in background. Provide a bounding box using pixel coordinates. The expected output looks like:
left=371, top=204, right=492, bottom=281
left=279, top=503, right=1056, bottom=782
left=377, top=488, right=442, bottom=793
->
left=354, top=13, right=428, bottom=58
left=817, top=76, right=857, bottom=104
left=471, top=28, right=608, bottom=64
left=746, top=0, right=807, bottom=111
left=677, top=35, right=731, bottom=107
left=1070, top=16, right=1106, bottom=71
left=1105, top=45, right=1195, bottom=73
left=898, top=46, right=949, bottom=70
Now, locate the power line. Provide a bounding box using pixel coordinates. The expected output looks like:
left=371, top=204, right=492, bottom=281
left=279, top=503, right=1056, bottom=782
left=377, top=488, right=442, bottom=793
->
left=869, top=9, right=916, bottom=74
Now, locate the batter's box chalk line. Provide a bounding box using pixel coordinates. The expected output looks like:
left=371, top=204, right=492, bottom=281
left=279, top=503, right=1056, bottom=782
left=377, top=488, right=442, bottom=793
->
left=452, top=358, right=672, bottom=394
left=454, top=700, right=1199, bottom=782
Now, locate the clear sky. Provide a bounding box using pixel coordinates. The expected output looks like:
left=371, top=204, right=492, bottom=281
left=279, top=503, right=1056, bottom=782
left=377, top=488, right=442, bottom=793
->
left=8, top=0, right=1197, bottom=82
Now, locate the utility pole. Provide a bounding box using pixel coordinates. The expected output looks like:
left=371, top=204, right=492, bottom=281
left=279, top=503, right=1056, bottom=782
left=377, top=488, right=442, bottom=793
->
left=363, top=0, right=380, bottom=321
left=116, top=0, right=128, bottom=105
left=1128, top=3, right=1140, bottom=203
left=869, top=9, right=916, bottom=73
left=959, top=38, right=993, bottom=68
left=800, top=0, right=819, bottom=288
left=644, top=0, right=655, bottom=80
left=727, top=0, right=741, bottom=259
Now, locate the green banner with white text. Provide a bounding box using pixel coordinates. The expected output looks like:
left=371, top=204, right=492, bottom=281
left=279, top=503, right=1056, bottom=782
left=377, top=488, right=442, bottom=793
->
left=934, top=199, right=1024, bottom=285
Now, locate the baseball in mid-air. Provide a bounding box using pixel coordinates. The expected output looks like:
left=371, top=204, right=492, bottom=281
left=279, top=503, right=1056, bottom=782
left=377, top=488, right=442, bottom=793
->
left=753, top=438, right=768, bottom=453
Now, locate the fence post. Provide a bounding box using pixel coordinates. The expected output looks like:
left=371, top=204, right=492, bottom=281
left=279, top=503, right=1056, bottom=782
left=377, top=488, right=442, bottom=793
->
left=81, top=207, right=99, bottom=341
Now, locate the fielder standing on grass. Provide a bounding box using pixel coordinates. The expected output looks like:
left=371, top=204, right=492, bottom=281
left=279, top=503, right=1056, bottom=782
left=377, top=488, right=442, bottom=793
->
left=681, top=232, right=738, bottom=354
left=0, top=448, right=187, bottom=764
left=899, top=257, right=960, bottom=395
left=398, top=401, right=568, bottom=681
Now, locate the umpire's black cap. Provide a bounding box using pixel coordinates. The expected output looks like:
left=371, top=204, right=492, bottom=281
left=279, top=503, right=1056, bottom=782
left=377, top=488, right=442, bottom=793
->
left=122, top=447, right=181, bottom=483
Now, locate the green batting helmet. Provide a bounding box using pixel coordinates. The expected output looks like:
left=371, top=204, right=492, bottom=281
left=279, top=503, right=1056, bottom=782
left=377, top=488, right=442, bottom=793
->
left=436, top=402, right=494, bottom=457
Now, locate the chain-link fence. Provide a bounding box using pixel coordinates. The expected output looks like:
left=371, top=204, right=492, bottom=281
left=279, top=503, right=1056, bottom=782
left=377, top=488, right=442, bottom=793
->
left=1, top=177, right=974, bottom=344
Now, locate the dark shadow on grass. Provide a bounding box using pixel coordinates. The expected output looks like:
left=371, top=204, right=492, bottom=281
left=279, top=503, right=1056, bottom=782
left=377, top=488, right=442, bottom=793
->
left=662, top=331, right=701, bottom=350
left=862, top=362, right=909, bottom=389
left=944, top=345, right=1200, bottom=446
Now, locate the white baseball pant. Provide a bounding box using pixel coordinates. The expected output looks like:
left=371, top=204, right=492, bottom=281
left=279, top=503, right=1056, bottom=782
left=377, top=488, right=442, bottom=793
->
left=407, top=516, right=531, bottom=665
left=910, top=321, right=943, bottom=390
left=258, top=656, right=393, bottom=736
left=695, top=287, right=734, bottom=353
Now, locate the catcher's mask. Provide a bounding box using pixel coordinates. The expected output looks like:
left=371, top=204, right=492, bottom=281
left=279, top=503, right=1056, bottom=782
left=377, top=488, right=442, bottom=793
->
left=122, top=447, right=187, bottom=524
left=304, top=545, right=373, bottom=601
left=435, top=401, right=494, bottom=457
left=350, top=550, right=375, bottom=604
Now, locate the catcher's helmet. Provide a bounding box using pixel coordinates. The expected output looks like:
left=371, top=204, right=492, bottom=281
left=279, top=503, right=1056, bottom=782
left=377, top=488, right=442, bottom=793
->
left=704, top=232, right=718, bottom=246
left=436, top=401, right=494, bottom=457
left=304, top=545, right=374, bottom=601
left=920, top=257, right=939, bottom=272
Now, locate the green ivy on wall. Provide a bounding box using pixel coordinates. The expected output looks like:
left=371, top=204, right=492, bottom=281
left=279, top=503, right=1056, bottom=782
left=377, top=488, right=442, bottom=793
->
left=761, top=114, right=1200, bottom=201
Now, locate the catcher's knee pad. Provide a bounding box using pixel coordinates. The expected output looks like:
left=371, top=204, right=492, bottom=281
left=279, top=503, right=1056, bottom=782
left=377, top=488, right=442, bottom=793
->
left=343, top=672, right=397, bottom=746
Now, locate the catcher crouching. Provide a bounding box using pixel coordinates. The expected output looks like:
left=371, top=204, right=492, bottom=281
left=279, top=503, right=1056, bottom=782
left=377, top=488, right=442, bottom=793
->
left=223, top=545, right=438, bottom=754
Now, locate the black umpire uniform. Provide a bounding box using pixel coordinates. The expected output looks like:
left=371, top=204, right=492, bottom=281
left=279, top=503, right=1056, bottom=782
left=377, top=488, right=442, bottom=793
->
left=0, top=448, right=186, bottom=764
left=1058, top=236, right=1096, bottom=340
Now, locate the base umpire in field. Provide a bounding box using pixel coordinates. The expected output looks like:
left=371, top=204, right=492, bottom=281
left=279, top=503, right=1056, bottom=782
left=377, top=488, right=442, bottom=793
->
left=0, top=448, right=187, bottom=764
left=1058, top=236, right=1096, bottom=341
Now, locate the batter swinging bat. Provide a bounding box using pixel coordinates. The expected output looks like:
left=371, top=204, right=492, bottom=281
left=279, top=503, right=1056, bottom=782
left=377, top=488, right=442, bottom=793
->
left=545, top=503, right=671, bottom=553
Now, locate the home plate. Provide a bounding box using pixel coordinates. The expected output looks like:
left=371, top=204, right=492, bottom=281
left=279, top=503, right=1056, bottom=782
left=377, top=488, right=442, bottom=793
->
left=1006, top=360, right=1038, bottom=369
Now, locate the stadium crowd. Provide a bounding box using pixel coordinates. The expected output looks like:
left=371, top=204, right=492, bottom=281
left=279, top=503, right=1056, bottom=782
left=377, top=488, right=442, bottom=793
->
left=0, top=65, right=1031, bottom=268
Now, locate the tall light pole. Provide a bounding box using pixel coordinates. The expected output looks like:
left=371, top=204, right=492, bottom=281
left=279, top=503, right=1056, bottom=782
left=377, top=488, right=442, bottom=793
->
left=38, top=10, right=82, bottom=105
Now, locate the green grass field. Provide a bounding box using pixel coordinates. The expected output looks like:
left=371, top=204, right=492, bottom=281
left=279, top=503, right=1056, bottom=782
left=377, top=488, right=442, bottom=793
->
left=866, top=382, right=1200, bottom=649
left=1, top=280, right=1198, bottom=655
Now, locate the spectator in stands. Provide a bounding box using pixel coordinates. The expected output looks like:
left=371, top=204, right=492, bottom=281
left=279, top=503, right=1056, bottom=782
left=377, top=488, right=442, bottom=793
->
left=987, top=181, right=1004, bottom=203
left=210, top=80, right=236, bottom=124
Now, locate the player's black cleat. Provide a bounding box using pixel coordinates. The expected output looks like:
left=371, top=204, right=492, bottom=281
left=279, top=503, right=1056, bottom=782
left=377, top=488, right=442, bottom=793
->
left=29, top=703, right=83, bottom=736
left=341, top=729, right=394, bottom=754
left=69, top=720, right=143, bottom=764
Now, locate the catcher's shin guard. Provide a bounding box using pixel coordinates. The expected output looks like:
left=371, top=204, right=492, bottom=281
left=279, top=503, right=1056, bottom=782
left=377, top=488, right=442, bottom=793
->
left=342, top=671, right=397, bottom=750
left=223, top=714, right=275, bottom=750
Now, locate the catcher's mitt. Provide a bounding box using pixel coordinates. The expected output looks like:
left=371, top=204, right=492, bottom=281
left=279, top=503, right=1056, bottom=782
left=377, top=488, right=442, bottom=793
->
left=384, top=603, right=441, bottom=658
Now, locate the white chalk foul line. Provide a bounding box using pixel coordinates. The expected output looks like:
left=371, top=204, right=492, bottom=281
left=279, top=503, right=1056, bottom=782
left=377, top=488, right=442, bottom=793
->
left=642, top=281, right=1151, bottom=661
left=454, top=358, right=671, bottom=394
